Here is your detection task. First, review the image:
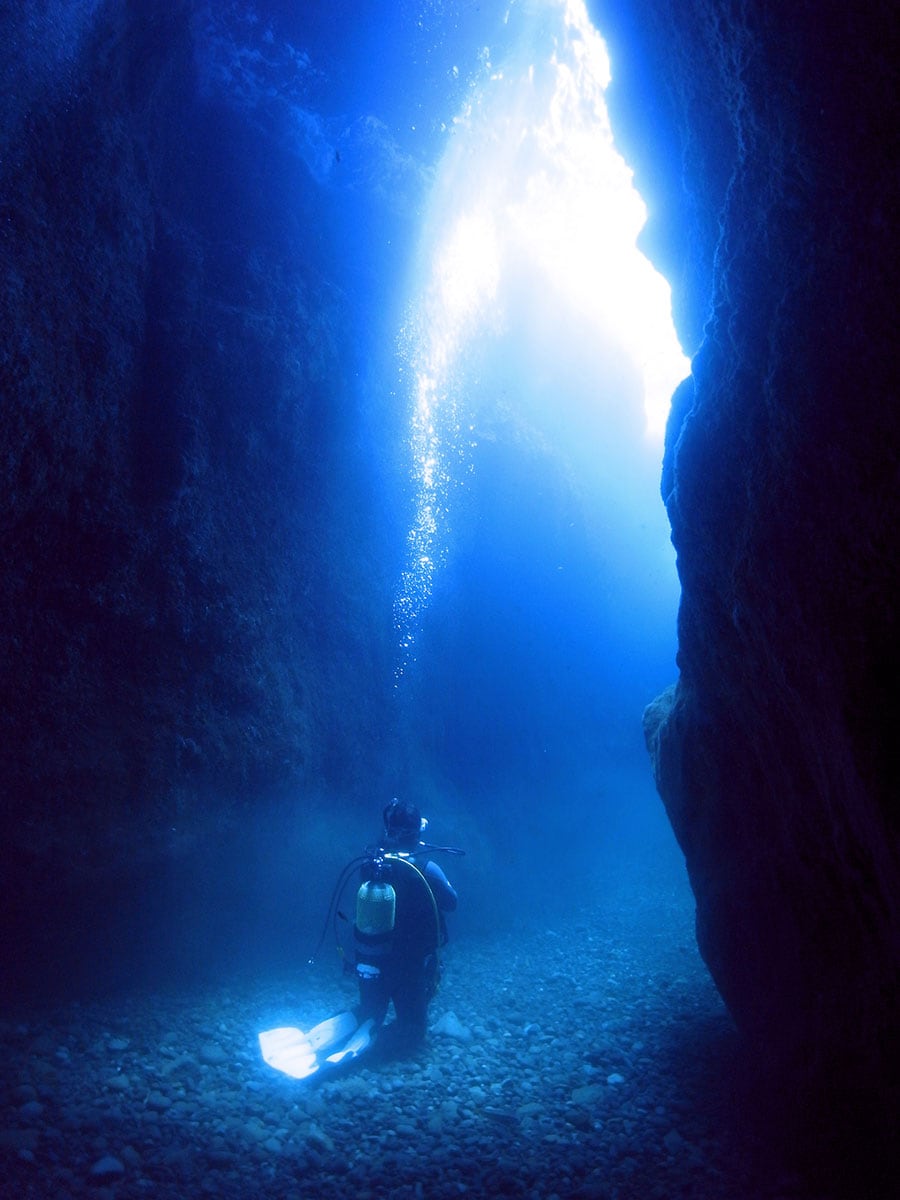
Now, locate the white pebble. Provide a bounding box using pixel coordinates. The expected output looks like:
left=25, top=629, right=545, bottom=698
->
left=432, top=1011, right=472, bottom=1042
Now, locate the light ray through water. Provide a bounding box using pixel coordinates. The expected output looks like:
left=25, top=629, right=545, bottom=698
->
left=394, top=0, right=689, bottom=681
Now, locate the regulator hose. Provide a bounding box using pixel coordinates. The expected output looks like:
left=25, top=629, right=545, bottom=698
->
left=384, top=853, right=443, bottom=971
left=307, top=854, right=369, bottom=964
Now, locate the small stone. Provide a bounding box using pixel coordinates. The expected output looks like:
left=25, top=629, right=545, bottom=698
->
left=243, top=1118, right=269, bottom=1142
left=160, top=1146, right=191, bottom=1169
left=517, top=1102, right=543, bottom=1118
left=566, top=1108, right=591, bottom=1131
left=664, top=1128, right=685, bottom=1153
left=19, top=1100, right=44, bottom=1119
left=606, top=1073, right=625, bottom=1085
left=432, top=1011, right=471, bottom=1041
left=90, top=1155, right=125, bottom=1180
left=206, top=1148, right=234, bottom=1168
left=108, top=1038, right=130, bottom=1052
left=0, top=1129, right=39, bottom=1152
left=305, top=1123, right=335, bottom=1154
left=199, top=1043, right=228, bottom=1065
left=145, top=1090, right=171, bottom=1111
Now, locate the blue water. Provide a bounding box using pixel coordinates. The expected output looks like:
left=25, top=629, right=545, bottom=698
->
left=156, top=0, right=692, bottom=977
left=0, top=0, right=691, bottom=990
left=197, top=14, right=679, bottom=679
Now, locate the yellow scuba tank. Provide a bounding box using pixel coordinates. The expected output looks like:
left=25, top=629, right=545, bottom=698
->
left=355, top=878, right=396, bottom=936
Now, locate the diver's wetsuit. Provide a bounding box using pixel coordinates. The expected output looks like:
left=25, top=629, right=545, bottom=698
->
left=354, top=856, right=457, bottom=1049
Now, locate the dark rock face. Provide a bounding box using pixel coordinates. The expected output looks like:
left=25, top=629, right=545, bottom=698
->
left=0, top=5, right=396, bottom=910
left=596, top=0, right=899, bottom=1172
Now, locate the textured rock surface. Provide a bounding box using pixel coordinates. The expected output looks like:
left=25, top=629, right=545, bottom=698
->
left=597, top=0, right=900, bottom=1170
left=0, top=6, right=397, bottom=937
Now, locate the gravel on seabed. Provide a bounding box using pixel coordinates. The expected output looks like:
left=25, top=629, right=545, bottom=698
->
left=1, top=864, right=823, bottom=1199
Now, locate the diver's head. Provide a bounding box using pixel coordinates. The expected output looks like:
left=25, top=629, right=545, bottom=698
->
left=383, top=798, right=426, bottom=851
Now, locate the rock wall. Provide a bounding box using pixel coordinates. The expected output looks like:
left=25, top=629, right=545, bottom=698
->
left=0, top=3, right=396, bottom=915
left=595, top=0, right=899, bottom=1174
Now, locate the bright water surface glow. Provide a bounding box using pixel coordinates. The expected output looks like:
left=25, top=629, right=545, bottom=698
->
left=395, top=0, right=689, bottom=679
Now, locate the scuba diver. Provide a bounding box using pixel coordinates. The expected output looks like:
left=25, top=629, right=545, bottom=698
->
left=259, top=799, right=460, bottom=1080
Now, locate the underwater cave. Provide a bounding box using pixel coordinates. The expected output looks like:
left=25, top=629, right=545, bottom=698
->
left=1, top=1, right=897, bottom=1197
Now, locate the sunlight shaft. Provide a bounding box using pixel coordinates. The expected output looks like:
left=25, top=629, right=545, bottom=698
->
left=395, top=0, right=689, bottom=676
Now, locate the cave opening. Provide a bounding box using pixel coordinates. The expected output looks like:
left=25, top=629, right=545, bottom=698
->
left=394, top=0, right=688, bottom=673
left=385, top=0, right=688, bottom=889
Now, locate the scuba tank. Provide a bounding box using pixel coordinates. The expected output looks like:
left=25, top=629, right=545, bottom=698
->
left=353, top=857, right=397, bottom=965
left=355, top=872, right=396, bottom=936
left=309, top=838, right=464, bottom=969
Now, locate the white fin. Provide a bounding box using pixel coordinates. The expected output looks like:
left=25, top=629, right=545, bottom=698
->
left=258, top=1027, right=319, bottom=1079
left=306, top=1010, right=358, bottom=1054
left=325, top=1017, right=375, bottom=1065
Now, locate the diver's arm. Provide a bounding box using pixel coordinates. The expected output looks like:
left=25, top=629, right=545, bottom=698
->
left=425, top=860, right=458, bottom=911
